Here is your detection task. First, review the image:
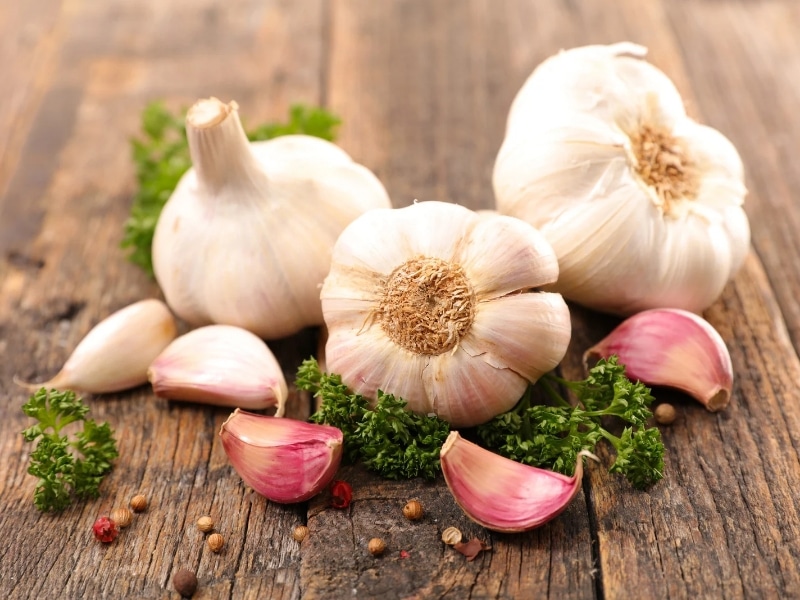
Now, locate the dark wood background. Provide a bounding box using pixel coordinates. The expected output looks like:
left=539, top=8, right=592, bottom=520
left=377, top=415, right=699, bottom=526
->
left=2, top=0, right=800, bottom=598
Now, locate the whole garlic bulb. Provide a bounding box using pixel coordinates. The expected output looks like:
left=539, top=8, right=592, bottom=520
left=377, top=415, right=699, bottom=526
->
left=152, top=97, right=391, bottom=340
left=493, top=42, right=750, bottom=316
left=321, top=200, right=571, bottom=428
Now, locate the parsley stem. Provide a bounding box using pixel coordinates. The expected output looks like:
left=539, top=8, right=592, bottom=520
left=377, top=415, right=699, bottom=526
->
left=538, top=375, right=572, bottom=408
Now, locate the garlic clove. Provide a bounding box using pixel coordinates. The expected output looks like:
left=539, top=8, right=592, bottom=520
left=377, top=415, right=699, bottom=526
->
left=583, top=308, right=733, bottom=411
left=17, top=299, right=177, bottom=394
left=219, top=409, right=343, bottom=503
left=440, top=431, right=590, bottom=533
left=148, top=324, right=287, bottom=414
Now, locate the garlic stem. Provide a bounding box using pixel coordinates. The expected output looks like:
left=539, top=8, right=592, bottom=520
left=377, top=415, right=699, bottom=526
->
left=186, top=98, right=269, bottom=195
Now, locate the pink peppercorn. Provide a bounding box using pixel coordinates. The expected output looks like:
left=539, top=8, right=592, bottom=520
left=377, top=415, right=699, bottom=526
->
left=92, top=516, right=119, bottom=543
left=330, top=480, right=352, bottom=509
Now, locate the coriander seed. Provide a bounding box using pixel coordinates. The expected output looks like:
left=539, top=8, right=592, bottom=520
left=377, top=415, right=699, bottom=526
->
left=655, top=403, right=677, bottom=425
left=196, top=516, right=214, bottom=533
left=441, top=526, right=462, bottom=546
left=292, top=525, right=309, bottom=542
left=172, top=568, right=198, bottom=597
left=130, top=494, right=148, bottom=512
left=402, top=499, right=423, bottom=521
left=368, top=537, right=386, bottom=556
left=111, top=507, right=133, bottom=528
left=207, top=532, right=225, bottom=553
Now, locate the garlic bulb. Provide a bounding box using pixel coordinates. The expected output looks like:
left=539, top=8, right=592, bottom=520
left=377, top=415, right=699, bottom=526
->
left=18, top=299, right=177, bottom=394
left=321, top=200, right=571, bottom=428
left=148, top=324, right=288, bottom=413
left=493, top=42, right=750, bottom=316
left=152, top=97, right=391, bottom=340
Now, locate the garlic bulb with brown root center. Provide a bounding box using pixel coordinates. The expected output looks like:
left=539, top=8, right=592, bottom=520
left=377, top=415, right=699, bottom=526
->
left=493, top=43, right=750, bottom=316
left=321, top=201, right=571, bottom=428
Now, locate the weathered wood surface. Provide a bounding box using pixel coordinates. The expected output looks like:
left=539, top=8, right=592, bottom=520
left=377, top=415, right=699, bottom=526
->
left=2, top=0, right=800, bottom=598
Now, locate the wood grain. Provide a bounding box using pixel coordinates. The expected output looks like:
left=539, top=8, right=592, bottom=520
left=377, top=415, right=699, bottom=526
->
left=2, top=0, right=800, bottom=598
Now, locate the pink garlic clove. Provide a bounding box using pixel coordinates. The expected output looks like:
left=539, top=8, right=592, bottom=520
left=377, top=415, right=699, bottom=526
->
left=148, top=324, right=287, bottom=414
left=440, top=431, right=590, bottom=533
left=583, top=308, right=733, bottom=411
left=16, top=299, right=177, bottom=394
left=219, top=409, right=343, bottom=504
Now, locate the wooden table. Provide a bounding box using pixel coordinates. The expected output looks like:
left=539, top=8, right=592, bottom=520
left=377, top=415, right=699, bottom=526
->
left=2, top=1, right=800, bottom=598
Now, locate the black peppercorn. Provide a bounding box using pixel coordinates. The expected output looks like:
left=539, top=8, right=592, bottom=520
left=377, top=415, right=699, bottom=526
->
left=172, top=568, right=198, bottom=597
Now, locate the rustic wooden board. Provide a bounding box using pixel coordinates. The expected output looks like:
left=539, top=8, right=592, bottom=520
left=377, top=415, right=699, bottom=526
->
left=2, top=0, right=800, bottom=598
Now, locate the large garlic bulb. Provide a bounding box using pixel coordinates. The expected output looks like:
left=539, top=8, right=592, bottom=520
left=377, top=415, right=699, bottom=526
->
left=321, top=201, right=571, bottom=428
left=152, top=98, right=391, bottom=339
left=493, top=43, right=750, bottom=316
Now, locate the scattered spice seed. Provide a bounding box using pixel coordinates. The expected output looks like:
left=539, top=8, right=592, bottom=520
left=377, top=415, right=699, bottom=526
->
left=92, top=516, right=118, bottom=543
left=196, top=516, right=214, bottom=533
left=441, top=526, right=462, bottom=546
left=130, top=494, right=148, bottom=512
left=172, top=568, right=198, bottom=597
left=399, top=549, right=410, bottom=559
left=292, top=525, right=309, bottom=542
left=654, top=403, right=677, bottom=425
left=402, top=499, right=423, bottom=521
left=368, top=538, right=386, bottom=556
left=330, top=480, right=352, bottom=509
left=207, top=532, right=225, bottom=553
left=111, top=507, right=133, bottom=528
left=454, top=538, right=492, bottom=562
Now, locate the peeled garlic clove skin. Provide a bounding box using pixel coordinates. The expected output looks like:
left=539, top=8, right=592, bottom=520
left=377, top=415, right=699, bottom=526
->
left=148, top=324, right=287, bottom=414
left=219, top=409, right=343, bottom=504
left=493, top=43, right=749, bottom=316
left=152, top=98, right=391, bottom=340
left=18, top=299, right=177, bottom=394
left=584, top=308, right=733, bottom=411
left=440, top=432, right=587, bottom=533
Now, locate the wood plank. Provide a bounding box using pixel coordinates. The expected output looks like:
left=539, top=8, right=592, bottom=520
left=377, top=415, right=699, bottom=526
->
left=3, top=0, right=800, bottom=598
left=0, top=0, right=325, bottom=598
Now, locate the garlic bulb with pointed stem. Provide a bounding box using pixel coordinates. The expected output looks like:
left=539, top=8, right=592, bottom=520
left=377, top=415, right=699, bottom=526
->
left=321, top=200, right=571, bottom=428
left=152, top=97, right=391, bottom=340
left=493, top=43, right=750, bottom=316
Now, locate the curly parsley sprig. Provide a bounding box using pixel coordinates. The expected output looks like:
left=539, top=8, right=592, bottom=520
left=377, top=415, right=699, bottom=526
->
left=122, top=102, right=341, bottom=276
left=297, top=358, right=450, bottom=480
left=22, top=388, right=119, bottom=512
left=477, top=356, right=664, bottom=489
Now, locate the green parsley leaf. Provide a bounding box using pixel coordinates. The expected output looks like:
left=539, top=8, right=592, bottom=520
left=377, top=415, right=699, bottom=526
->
left=298, top=358, right=450, bottom=480
left=477, top=356, right=664, bottom=489
left=21, top=388, right=119, bottom=512
left=121, top=102, right=341, bottom=276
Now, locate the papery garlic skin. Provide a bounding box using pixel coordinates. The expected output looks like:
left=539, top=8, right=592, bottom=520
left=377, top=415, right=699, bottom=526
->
left=493, top=42, right=750, bottom=316
left=20, top=299, right=177, bottom=394
left=148, top=324, right=287, bottom=414
left=440, top=431, right=587, bottom=533
left=152, top=98, right=391, bottom=340
left=219, top=409, right=343, bottom=504
left=321, top=200, right=571, bottom=428
left=584, top=308, right=733, bottom=411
